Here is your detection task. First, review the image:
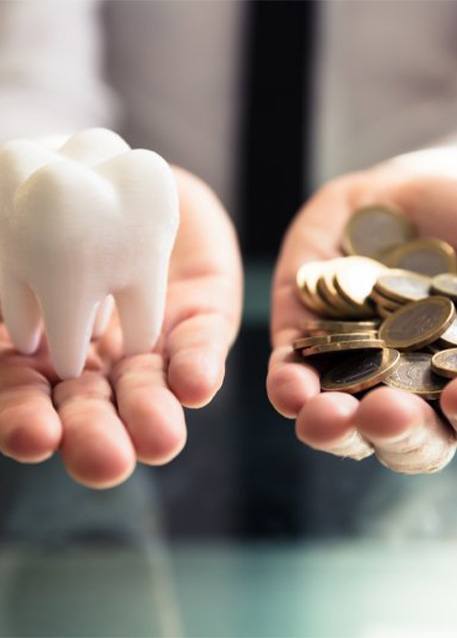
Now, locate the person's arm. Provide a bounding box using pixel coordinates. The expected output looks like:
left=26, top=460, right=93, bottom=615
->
left=268, top=147, right=457, bottom=474
left=0, top=0, right=117, bottom=140
left=0, top=3, right=243, bottom=488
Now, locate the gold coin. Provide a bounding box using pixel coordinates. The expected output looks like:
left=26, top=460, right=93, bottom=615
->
left=299, top=282, right=330, bottom=316
left=321, top=348, right=400, bottom=394
left=370, top=289, right=403, bottom=311
left=303, top=319, right=380, bottom=335
left=296, top=261, right=332, bottom=315
left=334, top=256, right=387, bottom=308
left=297, top=261, right=323, bottom=290
left=377, top=305, right=395, bottom=319
left=307, top=281, right=342, bottom=317
left=317, top=274, right=360, bottom=317
left=293, top=332, right=378, bottom=351
left=327, top=256, right=377, bottom=317
left=301, top=261, right=345, bottom=317
left=379, top=296, right=455, bottom=351
left=381, top=238, right=457, bottom=276
left=431, top=348, right=457, bottom=379
left=431, top=273, right=457, bottom=301
left=342, top=204, right=416, bottom=258
left=383, top=352, right=447, bottom=399
left=332, top=275, right=375, bottom=316
left=374, top=269, right=431, bottom=303
left=301, top=339, right=384, bottom=357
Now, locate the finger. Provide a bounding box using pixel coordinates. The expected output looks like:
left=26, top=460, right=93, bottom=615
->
left=163, top=168, right=242, bottom=408
left=296, top=392, right=373, bottom=460
left=439, top=378, right=457, bottom=431
left=166, top=307, right=235, bottom=408
left=0, top=364, right=61, bottom=463
left=355, top=386, right=456, bottom=474
left=376, top=149, right=457, bottom=246
left=112, top=353, right=186, bottom=465
left=169, top=167, right=242, bottom=295
left=268, top=177, right=366, bottom=417
left=266, top=344, right=320, bottom=418
left=54, top=372, right=136, bottom=489
left=271, top=176, right=366, bottom=337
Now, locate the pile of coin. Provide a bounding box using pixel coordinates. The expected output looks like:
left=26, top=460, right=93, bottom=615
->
left=294, top=204, right=457, bottom=398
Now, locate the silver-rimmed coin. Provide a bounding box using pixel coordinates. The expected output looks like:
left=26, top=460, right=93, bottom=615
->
left=293, top=333, right=378, bottom=351
left=321, top=348, right=400, bottom=394
left=431, top=273, right=457, bottom=302
left=374, top=269, right=431, bottom=303
left=379, top=296, right=455, bottom=350
left=431, top=348, right=457, bottom=379
left=383, top=352, right=447, bottom=399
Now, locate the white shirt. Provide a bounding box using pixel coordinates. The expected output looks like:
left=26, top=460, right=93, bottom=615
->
left=1, top=0, right=457, bottom=215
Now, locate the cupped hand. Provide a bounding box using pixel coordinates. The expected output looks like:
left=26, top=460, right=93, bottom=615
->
left=267, top=148, right=457, bottom=474
left=0, top=168, right=242, bottom=488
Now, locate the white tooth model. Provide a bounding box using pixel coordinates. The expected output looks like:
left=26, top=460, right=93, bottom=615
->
left=0, top=128, right=179, bottom=379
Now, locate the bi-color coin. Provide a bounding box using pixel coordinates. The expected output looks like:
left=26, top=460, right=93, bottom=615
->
left=342, top=205, right=416, bottom=258
left=321, top=348, right=400, bottom=394
left=383, top=352, right=447, bottom=400
left=303, top=319, right=380, bottom=335
left=374, top=269, right=431, bottom=303
left=431, top=273, right=457, bottom=302
left=431, top=348, right=457, bottom=379
left=379, top=296, right=455, bottom=351
left=293, top=333, right=378, bottom=351
left=381, top=238, right=457, bottom=276
left=301, top=339, right=384, bottom=357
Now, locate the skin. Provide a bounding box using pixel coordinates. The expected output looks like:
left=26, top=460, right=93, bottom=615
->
left=4, top=149, right=457, bottom=483
left=0, top=167, right=242, bottom=489
left=268, top=149, right=457, bottom=474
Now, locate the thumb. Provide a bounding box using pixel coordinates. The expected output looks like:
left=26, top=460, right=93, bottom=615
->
left=368, top=147, right=457, bottom=246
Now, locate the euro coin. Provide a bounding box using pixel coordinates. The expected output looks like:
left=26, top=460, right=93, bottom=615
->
left=431, top=348, right=457, bottom=379
left=293, top=332, right=378, bottom=351
left=374, top=269, right=431, bottom=303
left=302, top=281, right=338, bottom=316
left=342, top=204, right=416, bottom=258
left=381, top=238, right=457, bottom=276
left=317, top=274, right=361, bottom=317
left=431, top=273, right=457, bottom=301
left=439, top=317, right=457, bottom=347
left=377, top=305, right=395, bottom=319
left=379, top=296, right=455, bottom=350
left=303, top=319, right=380, bottom=335
left=383, top=352, right=446, bottom=399
left=296, top=261, right=332, bottom=315
left=370, top=290, right=403, bottom=311
left=334, top=256, right=386, bottom=308
left=321, top=348, right=400, bottom=394
left=301, top=339, right=384, bottom=357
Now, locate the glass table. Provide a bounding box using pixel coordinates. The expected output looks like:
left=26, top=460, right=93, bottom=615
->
left=0, top=263, right=456, bottom=637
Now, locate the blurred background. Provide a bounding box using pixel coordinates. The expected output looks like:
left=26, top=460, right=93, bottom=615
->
left=2, top=0, right=457, bottom=636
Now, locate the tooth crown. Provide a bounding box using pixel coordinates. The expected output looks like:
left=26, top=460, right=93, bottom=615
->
left=0, top=128, right=180, bottom=379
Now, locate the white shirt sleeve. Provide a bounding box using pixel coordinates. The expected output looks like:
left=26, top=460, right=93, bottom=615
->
left=0, top=0, right=119, bottom=142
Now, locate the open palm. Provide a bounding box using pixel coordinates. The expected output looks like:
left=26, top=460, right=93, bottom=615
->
left=268, top=149, right=457, bottom=474
left=0, top=167, right=242, bottom=488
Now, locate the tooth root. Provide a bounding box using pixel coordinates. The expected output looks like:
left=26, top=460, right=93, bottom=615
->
left=38, top=290, right=98, bottom=379
left=92, top=295, right=114, bottom=339
left=114, top=273, right=167, bottom=356
left=1, top=273, right=41, bottom=354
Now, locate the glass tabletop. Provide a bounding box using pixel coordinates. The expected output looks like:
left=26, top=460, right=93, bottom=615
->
left=0, top=262, right=456, bottom=637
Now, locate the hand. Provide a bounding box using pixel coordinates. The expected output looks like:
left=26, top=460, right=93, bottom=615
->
left=267, top=148, right=457, bottom=474
left=0, top=168, right=242, bottom=488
